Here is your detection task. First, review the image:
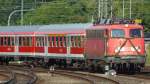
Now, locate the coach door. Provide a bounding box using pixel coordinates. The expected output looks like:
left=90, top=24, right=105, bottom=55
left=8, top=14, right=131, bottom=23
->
left=35, top=36, right=45, bottom=54
left=48, top=34, right=67, bottom=57
left=18, top=36, right=33, bottom=54
left=68, top=34, right=85, bottom=58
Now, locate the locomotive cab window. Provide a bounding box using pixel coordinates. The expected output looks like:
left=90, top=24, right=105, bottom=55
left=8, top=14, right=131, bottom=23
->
left=130, top=29, right=141, bottom=38
left=111, top=29, right=124, bottom=38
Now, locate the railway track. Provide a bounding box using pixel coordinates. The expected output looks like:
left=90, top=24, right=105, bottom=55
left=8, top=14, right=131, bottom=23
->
left=56, top=70, right=119, bottom=84
left=34, top=68, right=119, bottom=84
left=7, top=66, right=37, bottom=84
left=0, top=66, right=16, bottom=84
left=34, top=67, right=150, bottom=84
left=118, top=71, right=150, bottom=82
left=1, top=65, right=149, bottom=84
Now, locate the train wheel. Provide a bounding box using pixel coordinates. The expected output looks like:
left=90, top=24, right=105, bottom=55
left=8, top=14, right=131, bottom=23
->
left=123, top=63, right=127, bottom=73
left=129, top=63, right=135, bottom=74
left=117, top=63, right=121, bottom=73
left=136, top=64, right=141, bottom=72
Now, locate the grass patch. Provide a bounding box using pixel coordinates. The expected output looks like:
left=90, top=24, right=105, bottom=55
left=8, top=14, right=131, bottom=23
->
left=146, top=44, right=150, bottom=66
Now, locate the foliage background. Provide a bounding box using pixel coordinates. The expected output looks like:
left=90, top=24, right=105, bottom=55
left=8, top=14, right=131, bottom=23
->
left=0, top=0, right=149, bottom=32
left=146, top=44, right=150, bottom=65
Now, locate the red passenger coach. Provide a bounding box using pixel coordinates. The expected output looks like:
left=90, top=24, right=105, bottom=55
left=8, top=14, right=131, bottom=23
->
left=0, top=23, right=91, bottom=64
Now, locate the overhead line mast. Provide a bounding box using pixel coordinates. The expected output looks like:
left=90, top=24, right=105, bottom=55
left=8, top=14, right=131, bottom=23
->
left=97, top=0, right=133, bottom=21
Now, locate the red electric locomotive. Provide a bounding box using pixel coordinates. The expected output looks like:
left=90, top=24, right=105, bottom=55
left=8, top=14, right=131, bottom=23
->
left=85, top=20, right=146, bottom=73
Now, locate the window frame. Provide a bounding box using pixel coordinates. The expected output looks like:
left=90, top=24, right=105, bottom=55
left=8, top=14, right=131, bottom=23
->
left=129, top=29, right=142, bottom=38
left=35, top=36, right=45, bottom=47
left=111, top=29, right=125, bottom=38
left=19, top=37, right=32, bottom=47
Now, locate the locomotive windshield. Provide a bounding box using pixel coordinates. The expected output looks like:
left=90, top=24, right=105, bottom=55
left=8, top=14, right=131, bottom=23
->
left=111, top=29, right=124, bottom=38
left=130, top=29, right=141, bottom=38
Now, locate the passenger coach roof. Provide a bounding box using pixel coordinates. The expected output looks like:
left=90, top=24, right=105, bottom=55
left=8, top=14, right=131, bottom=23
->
left=0, top=23, right=92, bottom=35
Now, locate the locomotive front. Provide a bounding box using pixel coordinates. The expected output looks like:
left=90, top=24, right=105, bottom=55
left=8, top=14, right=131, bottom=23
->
left=85, top=22, right=146, bottom=73
left=107, top=24, right=146, bottom=72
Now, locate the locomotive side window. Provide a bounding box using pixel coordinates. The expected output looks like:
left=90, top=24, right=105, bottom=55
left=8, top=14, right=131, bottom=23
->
left=86, top=29, right=106, bottom=39
left=36, top=37, right=45, bottom=47
left=130, top=29, right=141, bottom=38
left=111, top=29, right=124, bottom=38
left=19, top=37, right=32, bottom=46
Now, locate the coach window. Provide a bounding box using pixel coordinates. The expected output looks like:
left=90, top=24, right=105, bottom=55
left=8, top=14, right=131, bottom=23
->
left=77, top=36, right=81, bottom=47
left=3, top=37, right=7, bottom=46
left=51, top=37, right=55, bottom=47
left=8, top=37, right=14, bottom=46
left=130, top=29, right=141, bottom=38
left=19, top=37, right=32, bottom=46
left=7, top=37, right=10, bottom=46
left=36, top=37, right=45, bottom=47
left=59, top=36, right=63, bottom=47
left=81, top=36, right=85, bottom=47
left=0, top=37, right=1, bottom=46
left=0, top=37, right=4, bottom=46
left=64, top=37, right=66, bottom=47
left=48, top=37, right=52, bottom=47
left=111, top=29, right=124, bottom=38
left=56, top=37, right=59, bottom=47
left=71, top=36, right=75, bottom=47
left=19, top=37, right=23, bottom=46
left=10, top=37, right=14, bottom=46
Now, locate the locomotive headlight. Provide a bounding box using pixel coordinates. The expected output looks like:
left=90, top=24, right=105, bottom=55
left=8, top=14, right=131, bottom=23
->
left=131, top=46, right=141, bottom=52
left=125, top=24, right=129, bottom=27
left=115, top=46, right=122, bottom=53
left=136, top=46, right=141, bottom=52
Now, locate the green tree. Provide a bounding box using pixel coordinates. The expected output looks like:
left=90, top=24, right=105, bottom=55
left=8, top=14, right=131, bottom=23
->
left=22, top=0, right=96, bottom=25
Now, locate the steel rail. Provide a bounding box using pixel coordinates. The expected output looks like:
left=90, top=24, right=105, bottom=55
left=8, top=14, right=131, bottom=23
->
left=55, top=70, right=120, bottom=84
left=33, top=68, right=119, bottom=84
left=7, top=66, right=37, bottom=84
left=0, top=66, right=16, bottom=84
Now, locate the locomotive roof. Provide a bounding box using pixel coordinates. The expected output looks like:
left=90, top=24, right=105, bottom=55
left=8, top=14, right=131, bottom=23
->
left=0, top=23, right=92, bottom=35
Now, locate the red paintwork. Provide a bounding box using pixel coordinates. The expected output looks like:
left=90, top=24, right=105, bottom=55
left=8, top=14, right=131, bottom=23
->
left=0, top=46, right=15, bottom=52
left=85, top=39, right=105, bottom=57
left=107, top=38, right=145, bottom=56
left=19, top=47, right=45, bottom=53
left=48, top=47, right=67, bottom=54
left=34, top=47, right=44, bottom=53
left=70, top=47, right=84, bottom=54
left=19, top=47, right=35, bottom=52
